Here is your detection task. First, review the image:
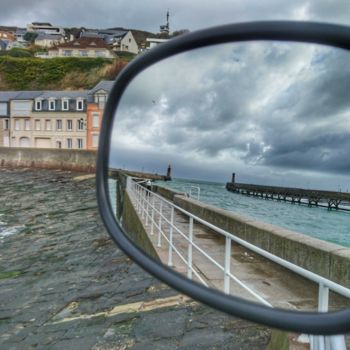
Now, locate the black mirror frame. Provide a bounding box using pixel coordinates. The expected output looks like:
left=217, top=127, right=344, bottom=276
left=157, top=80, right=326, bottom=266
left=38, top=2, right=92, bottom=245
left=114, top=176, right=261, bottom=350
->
left=96, top=20, right=350, bottom=335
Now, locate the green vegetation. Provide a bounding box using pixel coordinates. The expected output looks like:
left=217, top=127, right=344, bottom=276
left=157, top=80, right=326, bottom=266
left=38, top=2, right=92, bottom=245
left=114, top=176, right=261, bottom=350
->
left=0, top=270, right=22, bottom=280
left=0, top=56, right=129, bottom=90
left=0, top=48, right=34, bottom=58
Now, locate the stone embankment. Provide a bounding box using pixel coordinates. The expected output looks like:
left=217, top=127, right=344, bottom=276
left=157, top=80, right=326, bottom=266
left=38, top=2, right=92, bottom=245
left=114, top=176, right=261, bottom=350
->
left=0, top=167, right=271, bottom=349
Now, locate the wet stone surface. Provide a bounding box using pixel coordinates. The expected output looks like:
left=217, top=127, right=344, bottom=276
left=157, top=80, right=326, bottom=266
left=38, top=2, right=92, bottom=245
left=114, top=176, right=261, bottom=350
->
left=0, top=168, right=271, bottom=349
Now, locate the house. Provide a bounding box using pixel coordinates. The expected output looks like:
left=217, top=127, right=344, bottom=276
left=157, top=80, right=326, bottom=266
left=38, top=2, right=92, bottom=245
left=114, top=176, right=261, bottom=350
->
left=81, top=29, right=138, bottom=54
left=0, top=40, right=7, bottom=51
left=10, top=91, right=88, bottom=149
left=0, top=92, right=18, bottom=147
left=30, top=91, right=88, bottom=149
left=48, top=37, right=115, bottom=58
left=15, top=28, right=27, bottom=43
left=10, top=91, right=44, bottom=148
left=27, top=22, right=65, bottom=36
left=34, top=33, right=65, bottom=48
left=145, top=38, right=169, bottom=50
left=1, top=80, right=116, bottom=150
left=0, top=31, right=15, bottom=42
left=86, top=80, right=114, bottom=150
left=112, top=30, right=138, bottom=54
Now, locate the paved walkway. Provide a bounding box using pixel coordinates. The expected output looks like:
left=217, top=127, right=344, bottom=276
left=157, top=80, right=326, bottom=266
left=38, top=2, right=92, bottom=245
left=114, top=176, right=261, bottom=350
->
left=130, top=190, right=350, bottom=311
left=0, top=168, right=270, bottom=350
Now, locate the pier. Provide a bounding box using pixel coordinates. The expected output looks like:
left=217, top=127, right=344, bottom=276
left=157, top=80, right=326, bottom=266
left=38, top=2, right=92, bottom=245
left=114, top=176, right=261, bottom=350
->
left=226, top=175, right=350, bottom=210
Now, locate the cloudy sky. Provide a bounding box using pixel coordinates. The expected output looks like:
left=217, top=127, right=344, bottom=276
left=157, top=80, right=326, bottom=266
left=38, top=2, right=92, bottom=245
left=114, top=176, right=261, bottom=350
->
left=110, top=41, right=350, bottom=190
left=2, top=0, right=350, bottom=32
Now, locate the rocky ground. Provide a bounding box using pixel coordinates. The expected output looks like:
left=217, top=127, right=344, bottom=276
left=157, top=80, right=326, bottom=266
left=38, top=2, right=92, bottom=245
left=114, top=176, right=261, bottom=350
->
left=0, top=167, right=271, bottom=349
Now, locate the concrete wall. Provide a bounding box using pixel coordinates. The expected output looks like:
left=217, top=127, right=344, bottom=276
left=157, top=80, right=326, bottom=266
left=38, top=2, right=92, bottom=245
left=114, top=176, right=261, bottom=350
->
left=0, top=147, right=96, bottom=172
left=152, top=184, right=185, bottom=201
left=172, top=194, right=350, bottom=287
left=122, top=191, right=160, bottom=261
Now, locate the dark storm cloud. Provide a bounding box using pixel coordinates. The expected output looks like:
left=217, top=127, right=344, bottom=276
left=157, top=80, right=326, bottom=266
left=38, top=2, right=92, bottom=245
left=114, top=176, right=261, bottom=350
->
left=110, top=40, right=350, bottom=187
left=3, top=0, right=350, bottom=31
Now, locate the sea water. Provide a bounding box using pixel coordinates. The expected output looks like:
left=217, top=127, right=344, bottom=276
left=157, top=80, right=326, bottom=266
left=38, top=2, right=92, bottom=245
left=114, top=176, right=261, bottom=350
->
left=157, top=178, right=350, bottom=248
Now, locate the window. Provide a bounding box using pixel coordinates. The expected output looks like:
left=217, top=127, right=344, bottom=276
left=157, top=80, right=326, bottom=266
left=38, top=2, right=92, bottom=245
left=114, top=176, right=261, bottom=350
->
left=3, top=119, right=9, bottom=130
left=56, top=141, right=62, bottom=149
left=62, top=99, right=69, bottom=111
left=64, top=50, right=72, bottom=56
left=77, top=119, right=84, bottom=130
left=45, top=120, right=51, bottom=131
left=95, top=50, right=105, bottom=57
left=92, top=112, right=99, bottom=128
left=56, top=119, right=62, bottom=130
left=35, top=99, right=42, bottom=111
left=35, top=120, right=41, bottom=131
left=76, top=99, right=84, bottom=111
left=79, top=50, right=88, bottom=57
left=24, top=119, right=30, bottom=131
left=67, top=138, right=72, bottom=149
left=95, top=94, right=107, bottom=109
left=67, top=119, right=73, bottom=131
left=15, top=119, right=20, bottom=131
left=92, top=134, right=99, bottom=148
left=77, top=138, right=83, bottom=149
left=49, top=99, right=56, bottom=111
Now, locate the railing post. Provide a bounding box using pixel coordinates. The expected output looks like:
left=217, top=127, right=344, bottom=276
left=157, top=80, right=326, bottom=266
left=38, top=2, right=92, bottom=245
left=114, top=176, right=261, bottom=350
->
left=318, top=283, right=329, bottom=312
left=224, top=236, right=231, bottom=294
left=150, top=194, right=155, bottom=235
left=315, top=283, right=329, bottom=350
left=145, top=189, right=149, bottom=226
left=157, top=200, right=163, bottom=247
left=188, top=216, right=193, bottom=279
left=168, top=206, right=174, bottom=267
left=141, top=187, right=145, bottom=219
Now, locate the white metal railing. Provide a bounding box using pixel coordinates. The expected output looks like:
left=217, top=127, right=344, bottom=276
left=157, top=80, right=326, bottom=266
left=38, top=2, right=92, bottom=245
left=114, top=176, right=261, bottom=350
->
left=127, top=179, right=349, bottom=350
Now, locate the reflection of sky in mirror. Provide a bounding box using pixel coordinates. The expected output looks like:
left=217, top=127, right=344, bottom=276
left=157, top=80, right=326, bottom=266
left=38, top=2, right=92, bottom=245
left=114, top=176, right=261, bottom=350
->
left=110, top=41, right=350, bottom=190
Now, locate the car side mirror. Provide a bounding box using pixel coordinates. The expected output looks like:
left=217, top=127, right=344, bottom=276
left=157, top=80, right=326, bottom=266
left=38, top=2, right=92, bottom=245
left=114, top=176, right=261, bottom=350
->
left=96, top=21, right=350, bottom=338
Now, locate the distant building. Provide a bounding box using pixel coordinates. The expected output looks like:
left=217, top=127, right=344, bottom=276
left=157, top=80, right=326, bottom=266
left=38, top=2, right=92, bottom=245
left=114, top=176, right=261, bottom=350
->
left=86, top=80, right=114, bottom=150
left=0, top=31, right=15, bottom=42
left=0, top=40, right=7, bottom=51
left=0, top=92, right=18, bottom=147
left=0, top=81, right=115, bottom=150
left=146, top=38, right=169, bottom=50
left=81, top=29, right=138, bottom=54
left=34, top=33, right=65, bottom=48
left=9, top=91, right=88, bottom=149
left=15, top=28, right=27, bottom=43
left=30, top=91, right=88, bottom=149
left=48, top=37, right=115, bottom=58
left=27, top=22, right=65, bottom=36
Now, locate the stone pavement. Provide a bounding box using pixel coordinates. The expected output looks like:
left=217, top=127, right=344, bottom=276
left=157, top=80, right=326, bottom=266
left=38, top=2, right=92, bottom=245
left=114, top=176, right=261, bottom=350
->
left=0, top=168, right=271, bottom=350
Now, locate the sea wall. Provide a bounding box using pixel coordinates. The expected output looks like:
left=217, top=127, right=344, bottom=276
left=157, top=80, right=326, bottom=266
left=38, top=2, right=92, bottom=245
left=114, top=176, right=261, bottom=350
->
left=172, top=194, right=350, bottom=287
left=0, top=147, right=96, bottom=172
left=152, top=185, right=185, bottom=201
left=122, top=191, right=160, bottom=261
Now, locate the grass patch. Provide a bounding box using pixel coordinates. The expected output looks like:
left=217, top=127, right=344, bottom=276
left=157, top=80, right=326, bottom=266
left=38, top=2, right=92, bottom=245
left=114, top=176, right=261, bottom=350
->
left=0, top=270, right=22, bottom=280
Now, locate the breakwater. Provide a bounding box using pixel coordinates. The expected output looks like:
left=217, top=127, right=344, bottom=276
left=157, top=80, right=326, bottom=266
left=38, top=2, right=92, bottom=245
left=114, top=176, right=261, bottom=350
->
left=226, top=181, right=350, bottom=210
left=0, top=147, right=96, bottom=172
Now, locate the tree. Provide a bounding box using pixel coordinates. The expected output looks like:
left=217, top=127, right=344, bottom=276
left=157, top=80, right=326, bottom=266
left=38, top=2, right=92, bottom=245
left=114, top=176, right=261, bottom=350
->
left=171, top=29, right=190, bottom=37
left=23, top=32, right=38, bottom=43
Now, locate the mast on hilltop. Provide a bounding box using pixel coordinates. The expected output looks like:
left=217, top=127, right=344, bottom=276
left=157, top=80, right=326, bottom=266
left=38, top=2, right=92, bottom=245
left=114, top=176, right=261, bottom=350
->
left=160, top=9, right=170, bottom=35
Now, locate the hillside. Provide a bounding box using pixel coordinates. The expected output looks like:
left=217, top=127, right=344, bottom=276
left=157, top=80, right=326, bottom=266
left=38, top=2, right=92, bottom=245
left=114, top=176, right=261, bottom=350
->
left=0, top=56, right=129, bottom=90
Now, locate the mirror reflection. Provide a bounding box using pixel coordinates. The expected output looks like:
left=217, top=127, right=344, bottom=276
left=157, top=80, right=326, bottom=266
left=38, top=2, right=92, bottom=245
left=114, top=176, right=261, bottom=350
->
left=108, top=41, right=350, bottom=312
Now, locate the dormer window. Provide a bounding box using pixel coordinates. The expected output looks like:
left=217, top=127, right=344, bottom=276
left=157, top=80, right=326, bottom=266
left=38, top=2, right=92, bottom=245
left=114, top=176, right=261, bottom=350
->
left=49, top=98, right=56, bottom=111
left=76, top=98, right=84, bottom=111
left=35, top=99, right=42, bottom=111
left=62, top=98, right=69, bottom=111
